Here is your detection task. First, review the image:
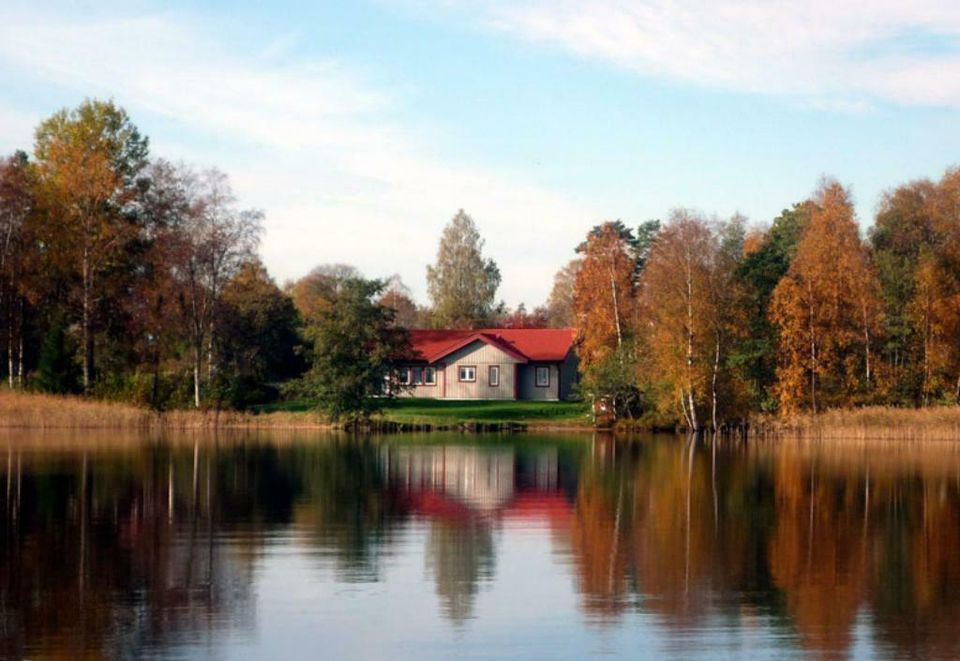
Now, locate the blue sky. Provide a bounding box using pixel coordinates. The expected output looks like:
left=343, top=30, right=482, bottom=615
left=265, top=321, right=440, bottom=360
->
left=2, top=1, right=960, bottom=305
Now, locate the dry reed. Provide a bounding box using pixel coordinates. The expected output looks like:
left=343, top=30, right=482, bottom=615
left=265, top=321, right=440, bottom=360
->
left=0, top=391, right=333, bottom=430
left=753, top=405, right=960, bottom=441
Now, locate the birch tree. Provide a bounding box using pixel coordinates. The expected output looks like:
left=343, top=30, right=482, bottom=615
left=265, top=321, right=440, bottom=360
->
left=545, top=259, right=581, bottom=328
left=573, top=222, right=638, bottom=368
left=770, top=181, right=880, bottom=414
left=0, top=153, right=32, bottom=388
left=638, top=212, right=715, bottom=431
left=33, top=100, right=149, bottom=392
left=426, top=210, right=501, bottom=328
left=170, top=168, right=262, bottom=408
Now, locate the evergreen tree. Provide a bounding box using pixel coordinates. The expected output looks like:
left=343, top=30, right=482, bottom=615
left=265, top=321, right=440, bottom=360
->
left=37, top=318, right=80, bottom=394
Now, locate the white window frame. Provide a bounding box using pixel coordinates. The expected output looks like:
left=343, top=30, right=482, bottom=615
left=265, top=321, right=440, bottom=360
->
left=424, top=367, right=436, bottom=386
left=489, top=365, right=500, bottom=387
left=535, top=366, right=550, bottom=387
left=458, top=365, right=477, bottom=382
left=401, top=368, right=412, bottom=386
left=412, top=367, right=423, bottom=386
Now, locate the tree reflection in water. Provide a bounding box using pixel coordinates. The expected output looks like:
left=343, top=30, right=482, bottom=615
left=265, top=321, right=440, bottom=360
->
left=0, top=431, right=957, bottom=658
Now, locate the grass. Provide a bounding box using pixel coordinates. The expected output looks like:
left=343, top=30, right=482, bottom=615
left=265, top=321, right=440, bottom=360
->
left=377, top=398, right=592, bottom=426
left=255, top=397, right=593, bottom=427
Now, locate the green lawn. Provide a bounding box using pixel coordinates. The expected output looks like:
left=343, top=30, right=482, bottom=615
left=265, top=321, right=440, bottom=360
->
left=252, top=397, right=592, bottom=426
left=378, top=398, right=591, bottom=425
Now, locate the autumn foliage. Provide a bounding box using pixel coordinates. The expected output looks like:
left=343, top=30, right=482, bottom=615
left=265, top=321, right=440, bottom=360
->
left=565, top=170, right=960, bottom=429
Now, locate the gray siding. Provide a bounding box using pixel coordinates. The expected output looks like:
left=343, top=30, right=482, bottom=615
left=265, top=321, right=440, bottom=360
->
left=518, top=363, right=560, bottom=401
left=443, top=340, right=519, bottom=400
left=558, top=349, right=579, bottom=400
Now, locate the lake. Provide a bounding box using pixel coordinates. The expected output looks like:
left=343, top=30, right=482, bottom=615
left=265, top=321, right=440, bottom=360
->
left=0, top=430, right=958, bottom=659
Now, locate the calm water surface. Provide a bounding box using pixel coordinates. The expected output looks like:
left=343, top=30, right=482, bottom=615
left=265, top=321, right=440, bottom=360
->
left=0, top=430, right=958, bottom=659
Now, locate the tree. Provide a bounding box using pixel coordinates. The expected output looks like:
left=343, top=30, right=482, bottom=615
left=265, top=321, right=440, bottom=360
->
left=32, top=99, right=149, bottom=392
left=426, top=210, right=501, bottom=328
left=638, top=211, right=738, bottom=431
left=730, top=203, right=812, bottom=410
left=36, top=316, right=80, bottom=394
left=378, top=275, right=423, bottom=328
left=296, top=278, right=410, bottom=421
left=544, top=259, right=581, bottom=328
left=770, top=181, right=880, bottom=414
left=0, top=152, right=33, bottom=388
left=213, top=260, right=303, bottom=408
left=870, top=180, right=939, bottom=403
left=287, top=263, right=362, bottom=322
left=167, top=167, right=262, bottom=408
left=497, top=302, right=549, bottom=329
left=573, top=221, right=639, bottom=368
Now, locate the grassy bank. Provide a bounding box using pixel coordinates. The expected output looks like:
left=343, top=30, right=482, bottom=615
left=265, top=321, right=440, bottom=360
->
left=755, top=405, right=960, bottom=441
left=0, top=392, right=591, bottom=431
left=0, top=391, right=332, bottom=430
left=257, top=398, right=593, bottom=428
left=378, top=398, right=592, bottom=427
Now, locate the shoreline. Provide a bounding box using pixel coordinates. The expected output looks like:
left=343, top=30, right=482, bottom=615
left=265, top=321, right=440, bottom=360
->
left=4, top=392, right=960, bottom=440
left=0, top=391, right=596, bottom=432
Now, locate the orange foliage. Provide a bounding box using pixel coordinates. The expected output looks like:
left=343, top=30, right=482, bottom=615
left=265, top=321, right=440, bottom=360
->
left=770, top=182, right=881, bottom=414
left=573, top=223, right=636, bottom=368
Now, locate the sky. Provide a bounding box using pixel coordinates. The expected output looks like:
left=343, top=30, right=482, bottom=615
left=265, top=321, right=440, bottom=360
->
left=2, top=1, right=960, bottom=306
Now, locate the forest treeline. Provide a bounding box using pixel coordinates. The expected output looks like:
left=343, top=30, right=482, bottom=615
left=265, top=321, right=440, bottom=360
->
left=564, top=173, right=960, bottom=430
left=2, top=99, right=959, bottom=424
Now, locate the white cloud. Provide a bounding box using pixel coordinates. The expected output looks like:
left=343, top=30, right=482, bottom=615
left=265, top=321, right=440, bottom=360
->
left=0, top=9, right=593, bottom=306
left=0, top=106, right=40, bottom=153
left=424, top=0, right=960, bottom=109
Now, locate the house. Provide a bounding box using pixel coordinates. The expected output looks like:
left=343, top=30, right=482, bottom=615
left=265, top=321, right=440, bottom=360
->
left=394, top=328, right=578, bottom=401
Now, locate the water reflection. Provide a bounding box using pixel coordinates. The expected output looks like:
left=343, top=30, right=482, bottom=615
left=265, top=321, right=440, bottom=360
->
left=0, top=432, right=958, bottom=658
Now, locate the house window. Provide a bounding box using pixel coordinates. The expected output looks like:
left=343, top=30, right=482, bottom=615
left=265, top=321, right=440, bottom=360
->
left=412, top=367, right=423, bottom=386
left=535, top=366, right=550, bottom=387
left=424, top=367, right=436, bottom=385
left=458, top=365, right=477, bottom=382
left=400, top=368, right=412, bottom=386
left=489, top=365, right=500, bottom=387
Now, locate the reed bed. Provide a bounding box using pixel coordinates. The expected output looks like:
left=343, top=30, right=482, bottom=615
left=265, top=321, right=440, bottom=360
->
left=754, top=405, right=960, bottom=441
left=0, top=391, right=333, bottom=430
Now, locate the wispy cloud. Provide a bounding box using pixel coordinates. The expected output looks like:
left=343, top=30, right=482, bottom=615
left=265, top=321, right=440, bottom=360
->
left=0, top=9, right=592, bottom=305
left=422, top=0, right=960, bottom=109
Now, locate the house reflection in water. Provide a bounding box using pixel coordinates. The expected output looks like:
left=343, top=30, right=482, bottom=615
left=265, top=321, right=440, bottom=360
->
left=381, top=445, right=570, bottom=623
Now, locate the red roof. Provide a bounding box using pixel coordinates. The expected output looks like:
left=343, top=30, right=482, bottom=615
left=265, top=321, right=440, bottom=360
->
left=407, top=328, right=576, bottom=363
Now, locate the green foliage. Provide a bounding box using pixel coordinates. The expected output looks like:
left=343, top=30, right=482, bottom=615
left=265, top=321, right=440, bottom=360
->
left=34, top=98, right=149, bottom=183
left=730, top=203, right=810, bottom=410
left=296, top=277, right=410, bottom=421
left=213, top=260, right=305, bottom=408
left=577, top=343, right=644, bottom=419
left=577, top=219, right=661, bottom=282
left=426, top=210, right=501, bottom=328
left=36, top=319, right=80, bottom=394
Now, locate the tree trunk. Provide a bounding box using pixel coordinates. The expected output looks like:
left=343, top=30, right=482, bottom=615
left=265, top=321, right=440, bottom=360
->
left=861, top=298, right=871, bottom=389
left=687, top=389, right=699, bottom=433
left=6, top=294, right=12, bottom=390
left=193, top=343, right=202, bottom=409
left=807, top=290, right=817, bottom=415
left=81, top=248, right=94, bottom=393
left=609, top=259, right=623, bottom=351
left=922, top=309, right=931, bottom=407
left=206, top=319, right=216, bottom=381
left=685, top=248, right=697, bottom=430
left=711, top=329, right=720, bottom=433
